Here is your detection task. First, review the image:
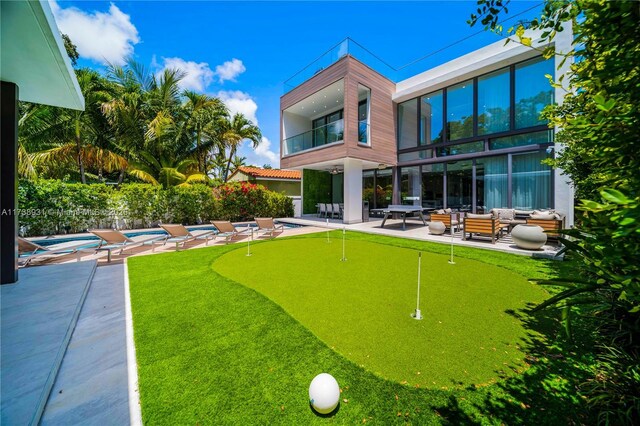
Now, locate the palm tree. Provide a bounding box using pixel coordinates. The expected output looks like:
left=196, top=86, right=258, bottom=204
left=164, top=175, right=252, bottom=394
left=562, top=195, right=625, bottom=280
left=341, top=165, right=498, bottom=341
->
left=128, top=152, right=206, bottom=187
left=23, top=68, right=128, bottom=183
left=219, top=113, right=261, bottom=181
left=178, top=91, right=227, bottom=175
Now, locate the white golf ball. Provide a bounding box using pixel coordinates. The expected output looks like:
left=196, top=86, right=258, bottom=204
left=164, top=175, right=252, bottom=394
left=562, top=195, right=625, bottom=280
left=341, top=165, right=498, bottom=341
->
left=309, top=373, right=340, bottom=414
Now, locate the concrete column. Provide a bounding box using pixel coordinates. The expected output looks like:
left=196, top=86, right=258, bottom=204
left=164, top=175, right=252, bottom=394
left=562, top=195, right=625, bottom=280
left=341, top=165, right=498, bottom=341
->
left=391, top=167, right=400, bottom=205
left=342, top=158, right=363, bottom=224
left=1, top=81, right=19, bottom=284
left=553, top=23, right=575, bottom=227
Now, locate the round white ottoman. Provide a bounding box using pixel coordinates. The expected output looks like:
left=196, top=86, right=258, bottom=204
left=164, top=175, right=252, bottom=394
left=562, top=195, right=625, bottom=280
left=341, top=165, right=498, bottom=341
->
left=428, top=221, right=446, bottom=235
left=511, top=224, right=547, bottom=250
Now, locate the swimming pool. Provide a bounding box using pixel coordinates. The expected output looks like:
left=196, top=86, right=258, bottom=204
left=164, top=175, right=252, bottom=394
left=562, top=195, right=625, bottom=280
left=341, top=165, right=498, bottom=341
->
left=30, top=222, right=304, bottom=247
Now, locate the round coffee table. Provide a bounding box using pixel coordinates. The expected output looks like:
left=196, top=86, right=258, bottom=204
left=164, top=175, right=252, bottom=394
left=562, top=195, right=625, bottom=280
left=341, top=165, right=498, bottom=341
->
left=511, top=224, right=547, bottom=250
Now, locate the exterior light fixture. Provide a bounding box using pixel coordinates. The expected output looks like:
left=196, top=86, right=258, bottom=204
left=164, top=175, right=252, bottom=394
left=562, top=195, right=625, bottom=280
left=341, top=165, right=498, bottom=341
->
left=378, top=164, right=387, bottom=170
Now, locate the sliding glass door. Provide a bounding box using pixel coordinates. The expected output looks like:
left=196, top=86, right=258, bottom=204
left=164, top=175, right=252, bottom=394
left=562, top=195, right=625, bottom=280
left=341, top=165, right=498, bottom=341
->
left=446, top=160, right=473, bottom=211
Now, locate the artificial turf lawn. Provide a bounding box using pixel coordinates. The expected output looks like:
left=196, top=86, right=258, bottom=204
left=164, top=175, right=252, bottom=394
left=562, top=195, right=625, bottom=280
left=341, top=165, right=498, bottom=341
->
left=127, top=231, right=592, bottom=425
left=213, top=238, right=546, bottom=387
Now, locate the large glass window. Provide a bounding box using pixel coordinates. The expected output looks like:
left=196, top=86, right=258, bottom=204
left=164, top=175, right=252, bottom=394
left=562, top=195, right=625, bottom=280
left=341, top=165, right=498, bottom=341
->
left=490, top=130, right=552, bottom=150
left=421, top=164, right=444, bottom=209
left=446, top=160, right=473, bottom=211
left=476, top=156, right=508, bottom=212
left=312, top=110, right=343, bottom=147
left=437, top=141, right=484, bottom=157
left=512, top=151, right=551, bottom=209
left=447, top=80, right=474, bottom=141
left=401, top=167, right=421, bottom=205
left=398, top=149, right=433, bottom=162
left=477, top=68, right=510, bottom=135
left=420, top=91, right=443, bottom=145
left=358, top=84, right=370, bottom=144
left=363, top=170, right=375, bottom=208
left=398, top=99, right=418, bottom=149
left=375, top=168, right=393, bottom=208
left=515, top=57, right=555, bottom=129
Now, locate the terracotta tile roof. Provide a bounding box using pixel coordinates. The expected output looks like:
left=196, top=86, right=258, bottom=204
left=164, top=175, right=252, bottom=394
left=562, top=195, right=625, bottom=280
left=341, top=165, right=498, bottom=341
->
left=237, top=166, right=301, bottom=180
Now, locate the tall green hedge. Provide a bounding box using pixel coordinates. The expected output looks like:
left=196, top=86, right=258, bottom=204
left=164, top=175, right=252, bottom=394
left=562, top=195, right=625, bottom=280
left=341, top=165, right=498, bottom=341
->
left=302, top=169, right=332, bottom=214
left=18, top=180, right=294, bottom=237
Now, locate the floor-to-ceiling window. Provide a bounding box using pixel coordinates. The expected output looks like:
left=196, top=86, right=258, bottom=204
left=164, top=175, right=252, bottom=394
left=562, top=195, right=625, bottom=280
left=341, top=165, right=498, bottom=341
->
left=515, top=57, right=555, bottom=129
left=363, top=170, right=375, bottom=207
left=446, top=80, right=474, bottom=141
left=478, top=69, right=510, bottom=135
left=421, top=164, right=444, bottom=209
left=376, top=169, right=393, bottom=208
left=512, top=151, right=551, bottom=209
left=398, top=99, right=418, bottom=149
left=446, top=160, right=473, bottom=211
left=401, top=167, right=421, bottom=205
left=312, top=109, right=343, bottom=147
left=420, top=91, right=443, bottom=145
left=476, top=156, right=508, bottom=212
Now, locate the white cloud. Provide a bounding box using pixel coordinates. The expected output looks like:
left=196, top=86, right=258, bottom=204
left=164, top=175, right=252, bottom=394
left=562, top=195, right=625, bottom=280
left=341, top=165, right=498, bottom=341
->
left=156, top=57, right=214, bottom=92
left=254, top=136, right=279, bottom=164
left=215, top=58, right=246, bottom=83
left=51, top=1, right=139, bottom=66
left=216, top=90, right=259, bottom=125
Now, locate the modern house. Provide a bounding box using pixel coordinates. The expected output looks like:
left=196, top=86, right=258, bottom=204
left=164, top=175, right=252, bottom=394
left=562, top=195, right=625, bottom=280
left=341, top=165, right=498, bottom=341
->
left=227, top=166, right=301, bottom=196
left=280, top=30, right=574, bottom=226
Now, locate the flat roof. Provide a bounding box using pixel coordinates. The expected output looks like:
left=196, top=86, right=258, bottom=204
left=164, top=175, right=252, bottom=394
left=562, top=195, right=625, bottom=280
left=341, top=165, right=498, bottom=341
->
left=1, top=0, right=84, bottom=110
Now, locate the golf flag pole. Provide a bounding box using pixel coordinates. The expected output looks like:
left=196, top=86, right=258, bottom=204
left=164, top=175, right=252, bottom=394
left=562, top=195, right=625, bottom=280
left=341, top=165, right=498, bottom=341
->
left=412, top=252, right=423, bottom=320
left=246, top=227, right=252, bottom=256
left=341, top=226, right=346, bottom=262
left=326, top=218, right=330, bottom=243
left=448, top=221, right=456, bottom=265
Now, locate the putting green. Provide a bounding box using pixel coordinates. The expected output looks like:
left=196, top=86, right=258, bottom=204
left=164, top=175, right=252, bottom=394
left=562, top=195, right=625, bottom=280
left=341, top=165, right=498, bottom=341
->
left=213, top=237, right=546, bottom=387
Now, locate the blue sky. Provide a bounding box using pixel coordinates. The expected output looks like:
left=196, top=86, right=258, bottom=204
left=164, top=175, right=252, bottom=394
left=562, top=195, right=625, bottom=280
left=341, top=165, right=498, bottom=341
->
left=53, top=0, right=543, bottom=168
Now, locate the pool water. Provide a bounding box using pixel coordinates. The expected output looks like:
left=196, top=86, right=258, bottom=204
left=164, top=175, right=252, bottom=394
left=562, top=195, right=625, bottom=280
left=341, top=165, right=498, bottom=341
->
left=30, top=222, right=303, bottom=248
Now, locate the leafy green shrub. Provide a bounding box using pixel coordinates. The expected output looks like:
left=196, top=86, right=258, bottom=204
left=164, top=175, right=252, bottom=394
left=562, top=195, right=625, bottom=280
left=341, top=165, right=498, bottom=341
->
left=115, top=184, right=164, bottom=228
left=18, top=179, right=113, bottom=236
left=165, top=184, right=216, bottom=225
left=18, top=180, right=293, bottom=236
left=213, top=182, right=293, bottom=221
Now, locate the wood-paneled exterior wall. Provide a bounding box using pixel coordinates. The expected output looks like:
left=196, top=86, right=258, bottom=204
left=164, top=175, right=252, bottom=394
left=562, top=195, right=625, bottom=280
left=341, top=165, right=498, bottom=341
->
left=280, top=56, right=397, bottom=169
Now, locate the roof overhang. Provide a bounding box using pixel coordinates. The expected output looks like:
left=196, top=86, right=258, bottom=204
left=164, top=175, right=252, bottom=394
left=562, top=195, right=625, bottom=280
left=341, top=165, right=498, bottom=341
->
left=1, top=0, right=84, bottom=110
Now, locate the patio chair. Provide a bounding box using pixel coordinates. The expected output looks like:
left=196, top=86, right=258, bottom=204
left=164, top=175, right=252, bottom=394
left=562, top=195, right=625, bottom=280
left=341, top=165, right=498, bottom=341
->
left=82, top=230, right=165, bottom=262
left=18, top=237, right=88, bottom=267
left=319, top=203, right=327, bottom=218
left=429, top=212, right=461, bottom=233
left=159, top=224, right=216, bottom=251
left=254, top=217, right=285, bottom=238
left=332, top=203, right=342, bottom=219
left=211, top=221, right=253, bottom=243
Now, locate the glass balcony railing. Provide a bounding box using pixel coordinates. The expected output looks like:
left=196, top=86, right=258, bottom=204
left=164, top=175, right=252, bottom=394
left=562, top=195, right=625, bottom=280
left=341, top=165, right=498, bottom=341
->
left=284, top=119, right=344, bottom=156
left=358, top=120, right=369, bottom=144
left=283, top=38, right=397, bottom=93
